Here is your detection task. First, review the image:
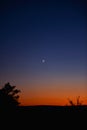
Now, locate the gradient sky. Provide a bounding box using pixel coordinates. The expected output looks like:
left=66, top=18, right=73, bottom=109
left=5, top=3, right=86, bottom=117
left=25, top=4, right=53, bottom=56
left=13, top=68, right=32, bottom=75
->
left=0, top=0, right=87, bottom=105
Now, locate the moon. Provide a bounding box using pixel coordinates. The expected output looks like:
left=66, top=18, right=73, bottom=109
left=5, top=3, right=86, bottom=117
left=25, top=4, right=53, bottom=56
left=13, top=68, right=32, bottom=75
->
left=42, top=59, right=45, bottom=63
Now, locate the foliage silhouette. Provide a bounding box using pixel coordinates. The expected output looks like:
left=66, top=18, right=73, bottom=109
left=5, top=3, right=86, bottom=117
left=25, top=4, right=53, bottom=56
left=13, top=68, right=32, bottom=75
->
left=0, top=82, right=21, bottom=110
left=68, top=96, right=83, bottom=106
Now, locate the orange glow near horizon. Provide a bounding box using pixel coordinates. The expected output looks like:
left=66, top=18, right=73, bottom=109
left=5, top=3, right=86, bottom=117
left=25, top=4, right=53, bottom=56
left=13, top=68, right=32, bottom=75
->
left=19, top=81, right=87, bottom=106
left=19, top=95, right=87, bottom=106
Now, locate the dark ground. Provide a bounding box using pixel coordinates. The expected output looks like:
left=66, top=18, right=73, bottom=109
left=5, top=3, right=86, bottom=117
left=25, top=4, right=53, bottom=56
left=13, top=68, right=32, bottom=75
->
left=1, top=105, right=87, bottom=129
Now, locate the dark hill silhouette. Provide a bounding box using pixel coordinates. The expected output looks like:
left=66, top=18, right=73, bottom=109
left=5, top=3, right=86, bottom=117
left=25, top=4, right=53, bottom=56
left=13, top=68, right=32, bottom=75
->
left=1, top=105, right=87, bottom=129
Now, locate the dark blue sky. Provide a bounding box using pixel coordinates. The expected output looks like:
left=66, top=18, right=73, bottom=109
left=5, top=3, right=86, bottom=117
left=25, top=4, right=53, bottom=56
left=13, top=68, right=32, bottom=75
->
left=0, top=0, right=87, bottom=105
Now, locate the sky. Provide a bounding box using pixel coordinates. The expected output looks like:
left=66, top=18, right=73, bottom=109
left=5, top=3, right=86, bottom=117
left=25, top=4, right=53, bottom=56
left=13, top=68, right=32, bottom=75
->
left=0, top=0, right=87, bottom=106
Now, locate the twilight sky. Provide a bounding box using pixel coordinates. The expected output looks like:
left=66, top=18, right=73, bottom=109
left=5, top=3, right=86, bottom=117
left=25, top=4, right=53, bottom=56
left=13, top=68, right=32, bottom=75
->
left=0, top=0, right=87, bottom=105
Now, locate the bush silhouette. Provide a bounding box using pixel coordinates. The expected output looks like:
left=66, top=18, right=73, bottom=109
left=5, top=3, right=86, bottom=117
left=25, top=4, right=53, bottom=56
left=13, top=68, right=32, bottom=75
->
left=0, top=82, right=21, bottom=110
left=68, top=96, right=83, bottom=106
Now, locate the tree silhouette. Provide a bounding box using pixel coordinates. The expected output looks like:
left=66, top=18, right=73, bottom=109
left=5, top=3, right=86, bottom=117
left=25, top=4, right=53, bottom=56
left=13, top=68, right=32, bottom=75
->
left=0, top=82, right=21, bottom=110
